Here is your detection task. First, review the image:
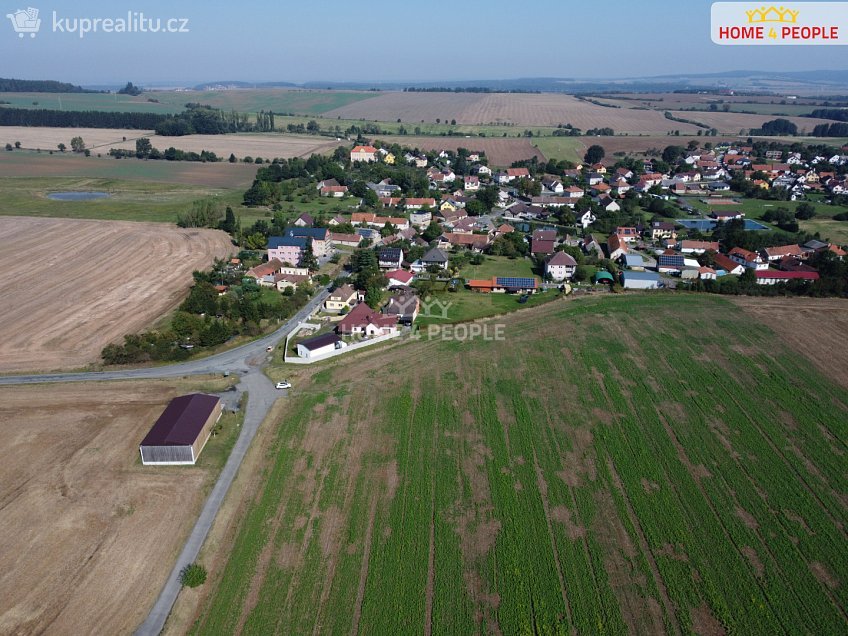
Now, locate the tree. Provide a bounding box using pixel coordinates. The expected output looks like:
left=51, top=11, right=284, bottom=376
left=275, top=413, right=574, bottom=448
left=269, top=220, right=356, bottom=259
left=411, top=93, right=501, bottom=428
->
left=135, top=137, right=152, bottom=158
left=661, top=145, right=684, bottom=164
left=4, top=143, right=11, bottom=151
left=228, top=153, right=237, bottom=163
left=57, top=143, right=66, bottom=152
left=220, top=206, right=237, bottom=234
left=117, top=81, right=142, bottom=96
left=584, top=144, right=605, bottom=165
left=300, top=238, right=319, bottom=272
left=794, top=202, right=816, bottom=220
left=179, top=563, right=207, bottom=588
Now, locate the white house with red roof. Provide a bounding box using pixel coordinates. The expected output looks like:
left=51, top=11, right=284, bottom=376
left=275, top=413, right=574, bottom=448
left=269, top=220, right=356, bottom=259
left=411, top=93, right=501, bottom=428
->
left=386, top=269, right=414, bottom=287
left=336, top=302, right=398, bottom=336
left=729, top=247, right=768, bottom=270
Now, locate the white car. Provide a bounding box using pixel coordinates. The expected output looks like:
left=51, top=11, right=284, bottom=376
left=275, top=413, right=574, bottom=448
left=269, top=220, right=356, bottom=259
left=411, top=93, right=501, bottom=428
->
left=275, top=381, right=291, bottom=390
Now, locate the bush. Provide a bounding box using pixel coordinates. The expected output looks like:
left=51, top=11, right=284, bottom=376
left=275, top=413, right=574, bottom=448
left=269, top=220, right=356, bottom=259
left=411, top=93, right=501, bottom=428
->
left=179, top=563, right=207, bottom=588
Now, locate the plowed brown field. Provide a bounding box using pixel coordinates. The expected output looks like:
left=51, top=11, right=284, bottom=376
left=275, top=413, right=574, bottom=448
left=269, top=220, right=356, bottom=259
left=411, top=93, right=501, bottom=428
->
left=0, top=217, right=233, bottom=373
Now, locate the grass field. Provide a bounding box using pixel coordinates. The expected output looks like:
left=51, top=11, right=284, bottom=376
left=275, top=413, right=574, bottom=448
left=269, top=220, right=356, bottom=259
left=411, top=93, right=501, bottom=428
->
left=458, top=255, right=537, bottom=281
left=0, top=88, right=379, bottom=115
left=0, top=377, right=237, bottom=635
left=186, top=293, right=848, bottom=635
left=679, top=195, right=848, bottom=244
left=0, top=151, right=258, bottom=188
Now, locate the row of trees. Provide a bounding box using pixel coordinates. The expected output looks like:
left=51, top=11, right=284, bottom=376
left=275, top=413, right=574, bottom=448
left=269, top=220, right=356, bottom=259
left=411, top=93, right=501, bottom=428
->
left=102, top=262, right=316, bottom=364
left=0, top=106, right=166, bottom=129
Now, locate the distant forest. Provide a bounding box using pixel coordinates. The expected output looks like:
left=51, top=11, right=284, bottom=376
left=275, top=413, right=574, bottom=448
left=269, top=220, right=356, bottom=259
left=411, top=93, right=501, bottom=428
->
left=0, top=107, right=166, bottom=129
left=0, top=104, right=273, bottom=135
left=0, top=78, right=99, bottom=93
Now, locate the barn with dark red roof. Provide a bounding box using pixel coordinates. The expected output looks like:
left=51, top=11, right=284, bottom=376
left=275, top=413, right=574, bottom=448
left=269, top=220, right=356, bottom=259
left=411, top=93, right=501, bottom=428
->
left=139, top=394, right=223, bottom=465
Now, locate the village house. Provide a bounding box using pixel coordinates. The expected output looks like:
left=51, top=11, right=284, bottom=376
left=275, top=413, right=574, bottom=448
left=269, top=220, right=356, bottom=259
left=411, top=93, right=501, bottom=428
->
left=320, top=185, right=349, bottom=198
left=679, top=240, right=719, bottom=255
left=324, top=284, right=359, bottom=313
left=328, top=232, right=361, bottom=248
left=297, top=333, right=346, bottom=359
left=574, top=209, right=596, bottom=229
left=464, top=175, right=480, bottom=191
left=607, top=233, right=628, bottom=260
left=615, top=226, right=640, bottom=243
left=409, top=209, right=432, bottom=228
left=386, top=269, right=415, bottom=288
left=378, top=247, right=404, bottom=269
left=544, top=251, right=577, bottom=282
left=293, top=213, right=315, bottom=227
left=411, top=247, right=449, bottom=273
left=467, top=276, right=539, bottom=294
left=350, top=145, right=378, bottom=163
left=337, top=302, right=399, bottom=336
left=762, top=244, right=804, bottom=262
left=382, top=292, right=420, bottom=325
left=650, top=221, right=677, bottom=241
left=713, top=253, right=745, bottom=275
left=729, top=247, right=768, bottom=270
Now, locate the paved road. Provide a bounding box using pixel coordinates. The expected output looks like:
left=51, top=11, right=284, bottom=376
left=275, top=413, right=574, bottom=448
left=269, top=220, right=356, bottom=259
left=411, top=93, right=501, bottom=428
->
left=0, top=287, right=331, bottom=386
left=1, top=286, right=331, bottom=636
left=134, top=371, right=277, bottom=636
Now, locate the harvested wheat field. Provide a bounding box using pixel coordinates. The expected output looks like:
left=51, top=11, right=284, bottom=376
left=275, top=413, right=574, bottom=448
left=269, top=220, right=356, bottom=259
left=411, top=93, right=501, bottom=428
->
left=2, top=127, right=342, bottom=161
left=374, top=135, right=545, bottom=166
left=0, top=216, right=233, bottom=373
left=733, top=296, right=848, bottom=389
left=141, top=133, right=342, bottom=160
left=668, top=110, right=837, bottom=135
left=0, top=380, right=230, bottom=636
left=2, top=126, right=153, bottom=152
left=326, top=92, right=704, bottom=133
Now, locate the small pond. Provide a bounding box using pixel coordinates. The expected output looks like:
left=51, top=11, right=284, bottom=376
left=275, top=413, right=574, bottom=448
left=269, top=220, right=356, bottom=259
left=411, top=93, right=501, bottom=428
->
left=47, top=191, right=111, bottom=201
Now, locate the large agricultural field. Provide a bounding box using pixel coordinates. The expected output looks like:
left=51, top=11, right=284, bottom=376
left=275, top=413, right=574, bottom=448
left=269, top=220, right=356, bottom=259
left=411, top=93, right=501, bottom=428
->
left=0, top=88, right=379, bottom=115
left=0, top=216, right=234, bottom=373
left=0, top=378, right=238, bottom=635
left=0, top=151, right=257, bottom=188
left=183, top=294, right=848, bottom=635
left=2, top=126, right=344, bottom=161
left=324, top=92, right=705, bottom=133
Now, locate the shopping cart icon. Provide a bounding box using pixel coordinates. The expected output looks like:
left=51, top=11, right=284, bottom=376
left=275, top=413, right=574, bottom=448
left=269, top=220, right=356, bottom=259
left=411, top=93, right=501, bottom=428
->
left=6, top=7, right=41, bottom=38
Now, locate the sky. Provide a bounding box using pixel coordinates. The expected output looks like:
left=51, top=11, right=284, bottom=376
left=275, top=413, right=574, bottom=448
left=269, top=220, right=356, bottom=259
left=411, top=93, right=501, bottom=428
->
left=0, top=0, right=842, bottom=86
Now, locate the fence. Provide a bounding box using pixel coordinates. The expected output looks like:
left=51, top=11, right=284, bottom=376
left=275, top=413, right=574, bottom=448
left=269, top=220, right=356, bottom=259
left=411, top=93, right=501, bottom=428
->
left=284, top=326, right=402, bottom=365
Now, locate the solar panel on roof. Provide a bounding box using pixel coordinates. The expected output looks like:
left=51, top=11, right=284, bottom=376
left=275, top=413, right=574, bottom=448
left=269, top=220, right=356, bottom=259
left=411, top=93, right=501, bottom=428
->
left=496, top=277, right=536, bottom=288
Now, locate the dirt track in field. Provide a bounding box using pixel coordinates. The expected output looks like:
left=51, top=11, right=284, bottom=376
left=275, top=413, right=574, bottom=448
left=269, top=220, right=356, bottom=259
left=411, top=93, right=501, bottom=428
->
left=0, top=216, right=233, bottom=373
left=732, top=296, right=848, bottom=390
left=0, top=381, right=222, bottom=636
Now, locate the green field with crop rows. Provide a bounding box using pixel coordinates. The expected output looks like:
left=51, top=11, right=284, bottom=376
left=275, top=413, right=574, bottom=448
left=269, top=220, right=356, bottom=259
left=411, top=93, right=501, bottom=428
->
left=190, top=294, right=847, bottom=635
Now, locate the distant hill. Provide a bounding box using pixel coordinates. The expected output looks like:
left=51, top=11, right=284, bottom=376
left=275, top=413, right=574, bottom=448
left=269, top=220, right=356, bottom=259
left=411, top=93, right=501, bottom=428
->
left=0, top=78, right=100, bottom=93
left=194, top=71, right=848, bottom=96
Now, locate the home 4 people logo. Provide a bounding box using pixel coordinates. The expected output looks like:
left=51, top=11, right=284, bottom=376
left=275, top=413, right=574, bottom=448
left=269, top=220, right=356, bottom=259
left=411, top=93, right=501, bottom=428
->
left=6, top=6, right=41, bottom=38
left=711, top=2, right=847, bottom=45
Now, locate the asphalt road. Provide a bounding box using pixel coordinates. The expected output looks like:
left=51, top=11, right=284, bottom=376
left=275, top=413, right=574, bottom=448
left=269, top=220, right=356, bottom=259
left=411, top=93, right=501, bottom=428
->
left=1, top=286, right=331, bottom=636
left=0, top=287, right=331, bottom=386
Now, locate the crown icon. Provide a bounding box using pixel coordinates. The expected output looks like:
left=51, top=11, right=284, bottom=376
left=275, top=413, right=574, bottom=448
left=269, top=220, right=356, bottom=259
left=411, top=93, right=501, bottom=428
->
left=745, top=5, right=799, bottom=23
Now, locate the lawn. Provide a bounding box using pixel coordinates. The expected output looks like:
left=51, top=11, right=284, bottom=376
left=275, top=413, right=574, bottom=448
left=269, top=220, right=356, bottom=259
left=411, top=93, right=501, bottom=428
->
left=416, top=286, right=560, bottom=326
left=532, top=136, right=585, bottom=162
left=0, top=175, right=244, bottom=223
left=188, top=293, right=848, bottom=635
left=457, top=254, right=537, bottom=281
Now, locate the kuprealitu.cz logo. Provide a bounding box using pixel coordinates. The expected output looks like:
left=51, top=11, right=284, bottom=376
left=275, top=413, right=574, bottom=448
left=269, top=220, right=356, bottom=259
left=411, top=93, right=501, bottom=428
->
left=6, top=6, right=190, bottom=40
